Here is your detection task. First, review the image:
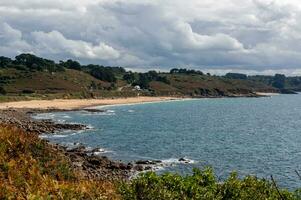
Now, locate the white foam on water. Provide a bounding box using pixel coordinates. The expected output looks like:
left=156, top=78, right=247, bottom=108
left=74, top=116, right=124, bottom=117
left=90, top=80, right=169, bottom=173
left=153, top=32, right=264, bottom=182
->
left=93, top=149, right=113, bottom=155
left=80, top=110, right=116, bottom=116
left=162, top=158, right=195, bottom=164
left=90, top=98, right=196, bottom=110
left=131, top=157, right=197, bottom=174
left=33, top=113, right=73, bottom=123
left=39, top=129, right=85, bottom=139
left=39, top=134, right=70, bottom=139
left=32, top=113, right=56, bottom=120
left=86, top=124, right=94, bottom=130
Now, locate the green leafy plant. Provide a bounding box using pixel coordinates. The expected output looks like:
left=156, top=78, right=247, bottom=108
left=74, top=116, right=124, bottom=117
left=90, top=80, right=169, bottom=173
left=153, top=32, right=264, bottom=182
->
left=119, top=168, right=299, bottom=200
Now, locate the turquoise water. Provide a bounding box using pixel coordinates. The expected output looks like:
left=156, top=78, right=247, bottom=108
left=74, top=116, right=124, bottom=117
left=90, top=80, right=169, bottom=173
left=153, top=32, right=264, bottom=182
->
left=38, top=94, right=301, bottom=189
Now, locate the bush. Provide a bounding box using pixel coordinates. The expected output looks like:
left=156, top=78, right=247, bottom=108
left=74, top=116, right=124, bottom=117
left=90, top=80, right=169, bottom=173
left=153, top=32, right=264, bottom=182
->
left=225, top=73, right=247, bottom=80
left=22, top=89, right=35, bottom=94
left=0, top=87, right=6, bottom=95
left=119, top=168, right=298, bottom=200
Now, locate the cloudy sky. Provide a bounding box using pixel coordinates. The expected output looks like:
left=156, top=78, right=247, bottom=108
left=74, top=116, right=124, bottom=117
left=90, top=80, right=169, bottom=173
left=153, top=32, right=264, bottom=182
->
left=1, top=0, right=301, bottom=75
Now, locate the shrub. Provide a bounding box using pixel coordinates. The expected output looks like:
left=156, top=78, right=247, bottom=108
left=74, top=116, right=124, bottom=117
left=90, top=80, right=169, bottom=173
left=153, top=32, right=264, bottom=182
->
left=0, top=87, right=6, bottom=95
left=22, top=89, right=35, bottom=94
left=119, top=168, right=298, bottom=200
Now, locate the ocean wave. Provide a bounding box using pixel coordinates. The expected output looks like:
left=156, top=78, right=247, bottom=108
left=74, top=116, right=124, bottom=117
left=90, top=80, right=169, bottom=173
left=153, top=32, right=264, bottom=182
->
left=32, top=113, right=56, bottom=120
left=39, top=129, right=84, bottom=139
left=148, top=158, right=196, bottom=171
left=86, top=124, right=94, bottom=130
left=61, top=115, right=71, bottom=119
left=33, top=113, right=72, bottom=122
left=93, top=149, right=113, bottom=155
left=132, top=157, right=197, bottom=174
left=40, top=134, right=70, bottom=139
left=92, top=98, right=195, bottom=110
left=80, top=110, right=116, bottom=116
left=161, top=157, right=196, bottom=165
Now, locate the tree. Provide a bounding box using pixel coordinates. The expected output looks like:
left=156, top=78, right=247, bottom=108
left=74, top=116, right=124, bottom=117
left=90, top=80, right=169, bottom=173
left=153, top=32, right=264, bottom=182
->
left=272, top=74, right=286, bottom=89
left=170, top=68, right=179, bottom=74
left=14, top=53, right=57, bottom=71
left=136, top=74, right=150, bottom=89
left=90, top=67, right=116, bottom=82
left=170, top=68, right=203, bottom=75
left=60, top=60, right=81, bottom=70
left=0, top=56, right=12, bottom=68
left=0, top=86, right=6, bottom=95
left=123, top=72, right=136, bottom=84
left=225, top=73, right=247, bottom=80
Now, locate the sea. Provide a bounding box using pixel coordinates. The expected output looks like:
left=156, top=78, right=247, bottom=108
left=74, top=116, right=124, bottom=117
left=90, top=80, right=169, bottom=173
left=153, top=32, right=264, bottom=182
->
left=35, top=94, right=301, bottom=189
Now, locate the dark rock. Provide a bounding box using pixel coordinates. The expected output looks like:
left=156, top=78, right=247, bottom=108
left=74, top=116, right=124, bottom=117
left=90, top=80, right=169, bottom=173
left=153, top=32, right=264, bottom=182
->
left=134, top=165, right=144, bottom=171
left=67, top=145, right=86, bottom=153
left=86, top=156, right=102, bottom=166
left=118, top=163, right=128, bottom=170
left=280, top=89, right=298, bottom=94
left=135, top=160, right=162, bottom=165
left=81, top=109, right=106, bottom=113
left=127, top=163, right=133, bottom=170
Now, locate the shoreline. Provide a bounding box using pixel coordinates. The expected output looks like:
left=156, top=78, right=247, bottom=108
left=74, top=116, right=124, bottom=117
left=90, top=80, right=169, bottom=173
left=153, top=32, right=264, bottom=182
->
left=0, top=96, right=183, bottom=110
left=0, top=100, right=193, bottom=181
left=0, top=94, right=281, bottom=182
left=0, top=92, right=276, bottom=111
left=0, top=108, right=152, bottom=181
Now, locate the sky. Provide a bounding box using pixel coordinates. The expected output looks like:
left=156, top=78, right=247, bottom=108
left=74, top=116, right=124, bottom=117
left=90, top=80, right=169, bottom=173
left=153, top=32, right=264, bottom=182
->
left=1, top=0, right=301, bottom=75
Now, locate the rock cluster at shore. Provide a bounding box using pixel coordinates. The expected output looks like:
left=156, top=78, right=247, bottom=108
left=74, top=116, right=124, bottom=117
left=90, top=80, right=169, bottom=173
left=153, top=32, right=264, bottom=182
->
left=0, top=108, right=195, bottom=181
left=0, top=108, right=148, bottom=181
left=53, top=144, right=133, bottom=180
left=0, top=109, right=86, bottom=134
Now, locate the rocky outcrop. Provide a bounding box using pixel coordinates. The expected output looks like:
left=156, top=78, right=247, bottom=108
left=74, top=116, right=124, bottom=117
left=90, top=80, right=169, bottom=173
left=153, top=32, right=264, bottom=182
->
left=0, top=109, right=87, bottom=134
left=63, top=144, right=133, bottom=180
left=0, top=108, right=132, bottom=181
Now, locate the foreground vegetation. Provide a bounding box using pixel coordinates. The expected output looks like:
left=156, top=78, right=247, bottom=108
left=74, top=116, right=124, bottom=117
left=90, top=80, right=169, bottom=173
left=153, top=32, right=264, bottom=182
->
left=120, top=170, right=301, bottom=200
left=0, top=125, right=120, bottom=199
left=1, top=125, right=301, bottom=199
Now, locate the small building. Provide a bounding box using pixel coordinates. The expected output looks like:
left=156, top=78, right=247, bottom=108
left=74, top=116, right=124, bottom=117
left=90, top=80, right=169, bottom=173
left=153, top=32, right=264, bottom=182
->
left=133, top=85, right=141, bottom=91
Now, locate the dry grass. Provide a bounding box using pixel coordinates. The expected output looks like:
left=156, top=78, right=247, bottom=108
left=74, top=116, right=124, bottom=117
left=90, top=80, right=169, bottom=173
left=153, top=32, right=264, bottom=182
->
left=0, top=125, right=120, bottom=200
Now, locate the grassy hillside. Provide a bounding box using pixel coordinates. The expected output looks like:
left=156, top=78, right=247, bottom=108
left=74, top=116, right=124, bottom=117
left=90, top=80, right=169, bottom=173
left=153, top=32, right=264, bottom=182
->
left=0, top=68, right=108, bottom=94
left=0, top=67, right=138, bottom=102
left=148, top=74, right=277, bottom=96
left=249, top=75, right=301, bottom=93
left=0, top=54, right=297, bottom=102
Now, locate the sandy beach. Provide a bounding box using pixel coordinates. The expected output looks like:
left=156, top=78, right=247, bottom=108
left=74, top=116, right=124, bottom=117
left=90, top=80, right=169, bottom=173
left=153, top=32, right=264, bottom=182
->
left=0, top=96, right=181, bottom=110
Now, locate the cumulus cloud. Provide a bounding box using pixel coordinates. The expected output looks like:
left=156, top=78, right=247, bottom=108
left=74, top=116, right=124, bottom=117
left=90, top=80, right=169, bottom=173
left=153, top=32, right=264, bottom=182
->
left=1, top=0, right=301, bottom=72
left=32, top=30, right=120, bottom=60
left=0, top=22, right=31, bottom=55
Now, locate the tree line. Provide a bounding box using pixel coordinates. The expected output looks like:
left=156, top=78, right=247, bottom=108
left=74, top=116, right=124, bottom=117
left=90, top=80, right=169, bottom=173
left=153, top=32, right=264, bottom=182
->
left=1, top=54, right=300, bottom=92
left=0, top=54, right=124, bottom=83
